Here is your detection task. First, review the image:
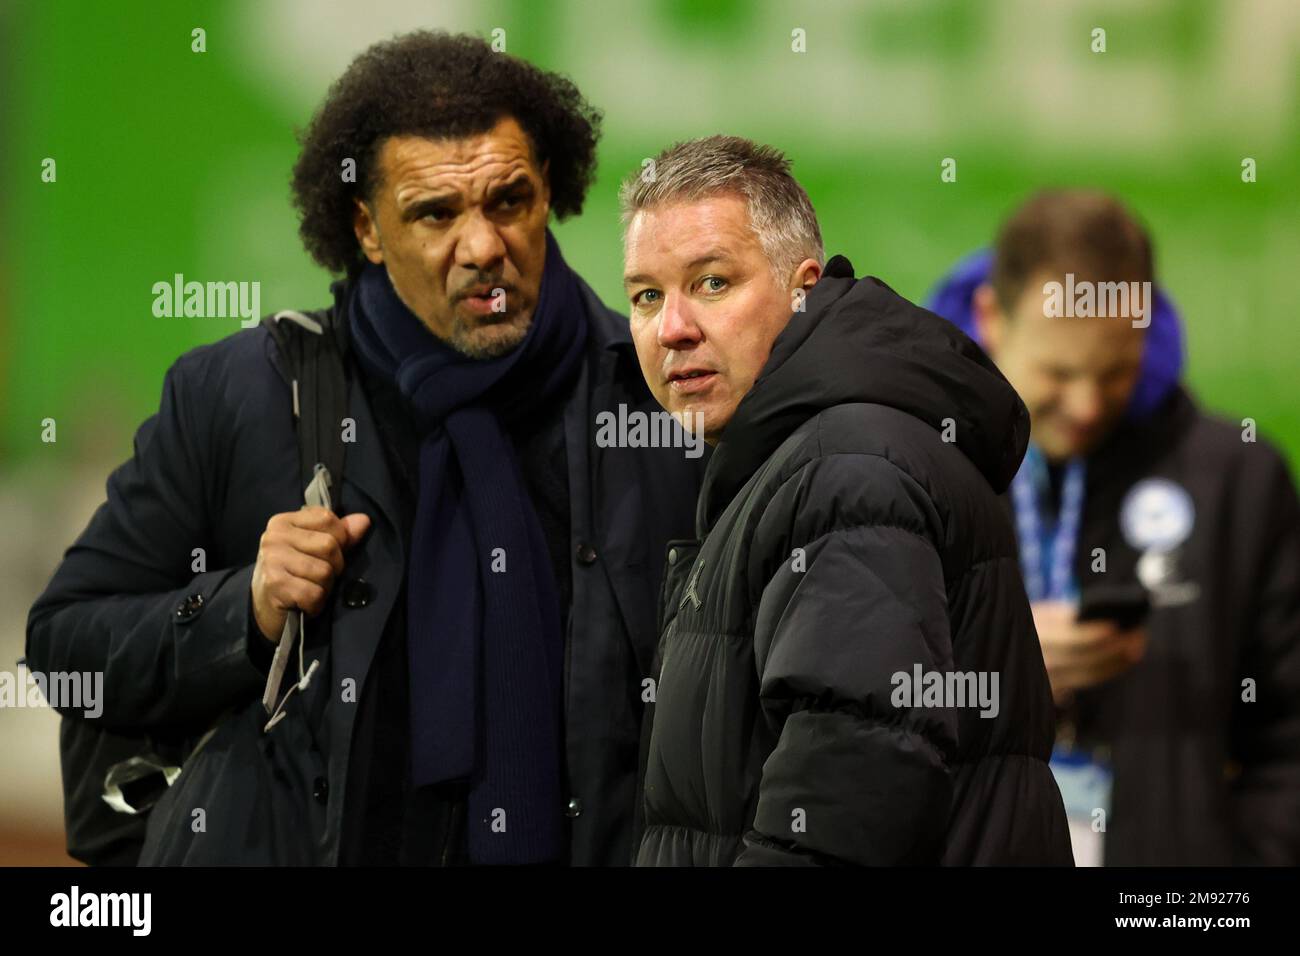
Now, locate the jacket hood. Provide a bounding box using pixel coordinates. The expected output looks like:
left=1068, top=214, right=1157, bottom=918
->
left=700, top=255, right=1030, bottom=530
left=924, top=249, right=1185, bottom=420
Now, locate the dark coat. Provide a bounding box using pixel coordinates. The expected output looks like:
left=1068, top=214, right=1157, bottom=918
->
left=1055, top=386, right=1300, bottom=865
left=928, top=253, right=1300, bottom=865
left=635, top=256, right=1073, bottom=866
left=27, top=271, right=702, bottom=866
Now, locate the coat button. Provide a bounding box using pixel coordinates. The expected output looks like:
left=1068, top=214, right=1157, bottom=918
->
left=340, top=578, right=372, bottom=608
left=174, top=593, right=204, bottom=621
left=575, top=542, right=597, bottom=566
left=667, top=547, right=679, bottom=565
left=312, top=776, right=329, bottom=804
left=566, top=797, right=582, bottom=818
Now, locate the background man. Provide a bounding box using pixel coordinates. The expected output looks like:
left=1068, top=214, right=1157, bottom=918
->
left=927, top=189, right=1300, bottom=864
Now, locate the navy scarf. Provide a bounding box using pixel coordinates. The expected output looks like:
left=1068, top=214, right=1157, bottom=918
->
left=348, top=230, right=587, bottom=864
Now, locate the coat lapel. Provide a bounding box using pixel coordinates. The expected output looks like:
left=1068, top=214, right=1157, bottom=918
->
left=328, top=358, right=405, bottom=765
left=263, top=309, right=405, bottom=822
left=580, top=305, right=661, bottom=678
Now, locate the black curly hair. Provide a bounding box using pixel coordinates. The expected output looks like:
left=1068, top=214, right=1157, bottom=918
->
left=291, top=30, right=602, bottom=276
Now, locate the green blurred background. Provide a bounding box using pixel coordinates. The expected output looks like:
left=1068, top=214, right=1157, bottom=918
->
left=1, top=0, right=1297, bottom=861
left=7, top=0, right=1300, bottom=469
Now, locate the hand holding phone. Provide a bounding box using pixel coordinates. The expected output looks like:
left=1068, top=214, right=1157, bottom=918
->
left=1076, top=584, right=1151, bottom=630
left=1033, top=594, right=1149, bottom=704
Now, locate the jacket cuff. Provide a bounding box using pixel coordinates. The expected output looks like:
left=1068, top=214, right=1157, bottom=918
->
left=171, top=564, right=268, bottom=708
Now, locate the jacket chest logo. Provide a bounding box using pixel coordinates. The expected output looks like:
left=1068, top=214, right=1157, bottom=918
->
left=680, top=558, right=705, bottom=611
left=1120, top=479, right=1195, bottom=552
left=1121, top=479, right=1201, bottom=608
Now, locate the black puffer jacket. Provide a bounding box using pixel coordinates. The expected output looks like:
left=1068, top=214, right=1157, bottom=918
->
left=635, top=256, right=1073, bottom=866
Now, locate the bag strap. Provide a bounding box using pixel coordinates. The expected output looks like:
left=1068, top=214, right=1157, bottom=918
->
left=263, top=308, right=349, bottom=494
left=259, top=308, right=351, bottom=721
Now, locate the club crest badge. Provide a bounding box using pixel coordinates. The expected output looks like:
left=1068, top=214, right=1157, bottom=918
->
left=1121, top=479, right=1195, bottom=553
left=1122, top=479, right=1200, bottom=606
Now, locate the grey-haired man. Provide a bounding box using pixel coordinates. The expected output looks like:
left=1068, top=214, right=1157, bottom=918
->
left=623, top=136, right=1072, bottom=865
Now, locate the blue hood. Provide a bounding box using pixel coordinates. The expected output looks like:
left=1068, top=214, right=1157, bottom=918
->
left=924, top=249, right=1185, bottom=420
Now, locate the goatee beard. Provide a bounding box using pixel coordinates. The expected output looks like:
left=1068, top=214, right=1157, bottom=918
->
left=447, top=312, right=532, bottom=359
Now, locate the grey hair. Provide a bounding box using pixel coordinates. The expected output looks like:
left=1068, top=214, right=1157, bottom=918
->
left=619, top=135, right=824, bottom=281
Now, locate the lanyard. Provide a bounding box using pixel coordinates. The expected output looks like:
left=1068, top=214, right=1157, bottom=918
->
left=1011, top=446, right=1085, bottom=602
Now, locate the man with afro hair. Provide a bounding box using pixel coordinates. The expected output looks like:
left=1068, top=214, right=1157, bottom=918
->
left=29, top=30, right=702, bottom=867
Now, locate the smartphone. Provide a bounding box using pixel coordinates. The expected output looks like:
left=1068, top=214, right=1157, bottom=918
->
left=1076, top=584, right=1151, bottom=630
